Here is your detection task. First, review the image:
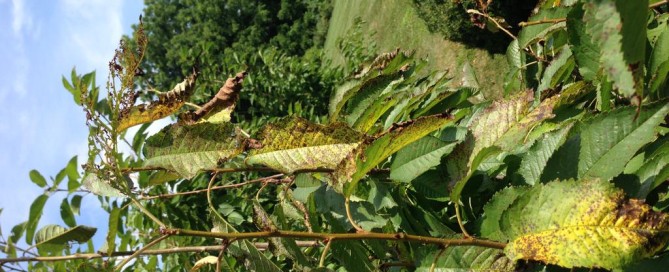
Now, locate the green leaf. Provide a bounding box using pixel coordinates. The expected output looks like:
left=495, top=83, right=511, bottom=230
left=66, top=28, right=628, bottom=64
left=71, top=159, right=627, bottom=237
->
left=59, top=198, right=76, bottom=228
left=144, top=122, right=244, bottom=178
left=335, top=112, right=464, bottom=196
left=414, top=244, right=515, bottom=271
left=567, top=3, right=600, bottom=80
left=117, top=71, right=198, bottom=132
left=518, top=7, right=571, bottom=49
left=240, top=240, right=282, bottom=272
left=517, top=122, right=574, bottom=185
left=582, top=0, right=639, bottom=96
left=9, top=221, right=26, bottom=244
left=35, top=224, right=97, bottom=253
left=29, top=170, right=47, bottom=188
left=82, top=173, right=125, bottom=197
left=246, top=117, right=364, bottom=173
left=615, top=0, right=647, bottom=94
left=482, top=179, right=669, bottom=269
left=64, top=156, right=80, bottom=192
left=329, top=51, right=413, bottom=122
left=70, top=195, right=82, bottom=215
left=543, top=102, right=669, bottom=182
left=628, top=139, right=669, bottom=198
left=106, top=207, right=121, bottom=255
left=292, top=173, right=323, bottom=203
left=26, top=194, right=48, bottom=244
left=647, top=21, right=669, bottom=93
left=390, top=136, right=458, bottom=183
left=537, top=46, right=575, bottom=95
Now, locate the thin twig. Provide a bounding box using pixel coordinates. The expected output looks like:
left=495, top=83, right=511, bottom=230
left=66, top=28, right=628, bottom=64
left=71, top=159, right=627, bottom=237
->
left=114, top=234, right=170, bottom=271
left=345, top=197, right=365, bottom=233
left=454, top=204, right=471, bottom=238
left=650, top=0, right=667, bottom=8
left=0, top=242, right=320, bottom=264
left=129, top=196, right=166, bottom=227
left=170, top=228, right=507, bottom=249
left=518, top=18, right=566, bottom=27
left=140, top=174, right=284, bottom=200
left=466, top=9, right=516, bottom=39
left=319, top=239, right=333, bottom=268
left=429, top=247, right=447, bottom=272
left=122, top=166, right=333, bottom=174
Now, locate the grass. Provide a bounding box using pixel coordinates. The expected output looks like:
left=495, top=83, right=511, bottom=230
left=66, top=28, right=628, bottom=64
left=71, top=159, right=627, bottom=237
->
left=323, top=0, right=510, bottom=99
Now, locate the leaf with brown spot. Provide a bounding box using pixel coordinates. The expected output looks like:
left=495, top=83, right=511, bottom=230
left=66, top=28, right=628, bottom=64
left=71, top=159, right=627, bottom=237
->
left=481, top=179, right=669, bottom=269
left=245, top=117, right=365, bottom=174
left=117, top=70, right=198, bottom=132
left=448, top=91, right=558, bottom=204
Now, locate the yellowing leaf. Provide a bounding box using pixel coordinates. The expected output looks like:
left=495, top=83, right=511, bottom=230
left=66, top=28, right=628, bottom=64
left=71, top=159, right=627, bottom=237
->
left=117, top=71, right=198, bottom=132
left=481, top=179, right=669, bottom=269
left=246, top=117, right=365, bottom=173
left=190, top=256, right=219, bottom=272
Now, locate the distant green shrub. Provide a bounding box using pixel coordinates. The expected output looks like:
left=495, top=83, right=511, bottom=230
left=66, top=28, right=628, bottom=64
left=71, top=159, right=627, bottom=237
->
left=413, top=0, right=537, bottom=52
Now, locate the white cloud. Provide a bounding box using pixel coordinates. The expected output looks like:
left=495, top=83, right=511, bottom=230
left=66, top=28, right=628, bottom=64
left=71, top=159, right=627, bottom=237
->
left=11, top=0, right=33, bottom=37
left=60, top=0, right=124, bottom=71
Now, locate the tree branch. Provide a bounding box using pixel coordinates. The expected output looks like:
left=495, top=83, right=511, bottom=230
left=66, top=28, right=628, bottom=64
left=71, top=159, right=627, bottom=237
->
left=168, top=228, right=507, bottom=249
left=139, top=174, right=285, bottom=200
left=0, top=242, right=319, bottom=264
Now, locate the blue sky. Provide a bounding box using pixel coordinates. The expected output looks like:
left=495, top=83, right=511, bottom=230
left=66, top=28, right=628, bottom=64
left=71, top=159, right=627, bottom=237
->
left=0, top=0, right=145, bottom=255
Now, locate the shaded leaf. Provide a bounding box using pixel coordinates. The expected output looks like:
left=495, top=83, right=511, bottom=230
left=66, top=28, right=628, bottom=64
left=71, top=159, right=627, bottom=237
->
left=106, top=207, right=121, bottom=255
left=414, top=244, right=515, bottom=271
left=246, top=117, right=364, bottom=173
left=35, top=224, right=97, bottom=253
left=518, top=7, right=571, bottom=48
left=26, top=194, right=48, bottom=244
left=144, top=122, right=244, bottom=178
left=647, top=21, right=669, bottom=94
left=517, top=122, right=574, bottom=185
left=70, top=195, right=82, bottom=215
left=60, top=198, right=76, bottom=228
left=240, top=240, right=282, bottom=272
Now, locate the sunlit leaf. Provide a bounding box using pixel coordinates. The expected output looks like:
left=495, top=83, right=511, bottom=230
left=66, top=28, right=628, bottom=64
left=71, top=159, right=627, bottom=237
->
left=246, top=117, right=364, bottom=173
left=190, top=256, right=219, bottom=272
left=144, top=122, right=244, bottom=178
left=448, top=91, right=558, bottom=203
left=390, top=136, right=458, bottom=183
left=543, top=102, right=669, bottom=182
left=29, top=170, right=47, bottom=188
left=482, top=179, right=669, bottom=269
left=335, top=112, right=463, bottom=196
left=82, top=173, right=126, bottom=197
